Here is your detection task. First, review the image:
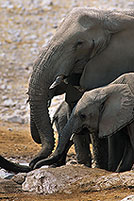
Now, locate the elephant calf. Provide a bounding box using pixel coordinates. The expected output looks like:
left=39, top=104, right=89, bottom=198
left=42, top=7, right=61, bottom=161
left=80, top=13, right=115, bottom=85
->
left=34, top=73, right=134, bottom=172
left=52, top=101, right=91, bottom=167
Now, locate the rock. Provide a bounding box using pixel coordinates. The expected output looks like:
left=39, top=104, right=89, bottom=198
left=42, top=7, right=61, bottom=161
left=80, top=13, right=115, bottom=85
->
left=30, top=47, right=38, bottom=54
left=0, top=84, right=6, bottom=90
left=2, top=95, right=8, bottom=100
left=12, top=173, right=27, bottom=185
left=1, top=1, right=14, bottom=9
left=41, top=0, right=53, bottom=10
left=66, top=159, right=77, bottom=165
left=7, top=116, right=25, bottom=124
left=121, top=195, right=134, bottom=201
left=0, top=169, right=15, bottom=180
left=8, top=128, right=13, bottom=131
left=90, top=171, right=134, bottom=191
left=21, top=165, right=134, bottom=195
left=3, top=99, right=16, bottom=107
left=27, top=34, right=37, bottom=40
left=128, top=2, right=134, bottom=8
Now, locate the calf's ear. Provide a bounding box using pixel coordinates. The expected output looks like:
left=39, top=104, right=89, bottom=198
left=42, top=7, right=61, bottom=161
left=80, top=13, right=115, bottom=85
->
left=98, top=84, right=134, bottom=138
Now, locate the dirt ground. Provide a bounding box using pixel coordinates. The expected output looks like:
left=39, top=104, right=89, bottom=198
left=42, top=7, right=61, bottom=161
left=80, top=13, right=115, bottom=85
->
left=0, top=120, right=134, bottom=201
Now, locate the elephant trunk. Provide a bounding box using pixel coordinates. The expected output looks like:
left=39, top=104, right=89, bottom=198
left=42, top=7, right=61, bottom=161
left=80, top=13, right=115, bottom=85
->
left=33, top=116, right=74, bottom=169
left=28, top=44, right=62, bottom=166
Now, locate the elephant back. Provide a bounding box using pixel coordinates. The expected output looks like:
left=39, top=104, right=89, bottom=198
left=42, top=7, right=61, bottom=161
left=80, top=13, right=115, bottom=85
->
left=111, top=73, right=134, bottom=95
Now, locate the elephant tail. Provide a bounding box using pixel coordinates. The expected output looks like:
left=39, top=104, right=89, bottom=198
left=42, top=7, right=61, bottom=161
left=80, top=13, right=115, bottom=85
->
left=0, top=155, right=31, bottom=173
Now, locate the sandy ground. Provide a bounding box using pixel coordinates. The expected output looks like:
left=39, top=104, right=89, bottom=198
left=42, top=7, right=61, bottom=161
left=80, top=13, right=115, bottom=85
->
left=0, top=120, right=134, bottom=201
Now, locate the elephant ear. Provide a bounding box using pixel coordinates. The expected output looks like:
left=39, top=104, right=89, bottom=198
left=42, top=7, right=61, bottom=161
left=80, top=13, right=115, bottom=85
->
left=99, top=84, right=134, bottom=138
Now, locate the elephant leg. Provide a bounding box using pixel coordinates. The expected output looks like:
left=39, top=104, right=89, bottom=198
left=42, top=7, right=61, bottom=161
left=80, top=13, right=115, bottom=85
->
left=116, top=123, right=134, bottom=172
left=116, top=134, right=133, bottom=172
left=127, top=122, right=134, bottom=152
left=52, top=101, right=70, bottom=133
left=108, top=128, right=134, bottom=172
left=51, top=101, right=73, bottom=167
left=108, top=130, right=126, bottom=172
left=73, top=128, right=91, bottom=167
left=50, top=140, right=74, bottom=167
left=90, top=133, right=108, bottom=170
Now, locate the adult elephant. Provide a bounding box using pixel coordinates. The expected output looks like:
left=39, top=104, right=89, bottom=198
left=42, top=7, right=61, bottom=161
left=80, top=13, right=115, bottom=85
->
left=28, top=7, right=134, bottom=168
left=34, top=73, right=134, bottom=172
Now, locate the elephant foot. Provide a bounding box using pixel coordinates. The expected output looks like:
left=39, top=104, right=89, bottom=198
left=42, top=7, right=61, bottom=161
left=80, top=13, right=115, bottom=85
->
left=77, top=157, right=92, bottom=168
left=29, top=146, right=53, bottom=169
left=32, top=140, right=74, bottom=169
left=30, top=150, right=66, bottom=169
left=30, top=157, right=41, bottom=169
left=49, top=160, right=66, bottom=168
left=49, top=140, right=74, bottom=168
left=49, top=153, right=67, bottom=167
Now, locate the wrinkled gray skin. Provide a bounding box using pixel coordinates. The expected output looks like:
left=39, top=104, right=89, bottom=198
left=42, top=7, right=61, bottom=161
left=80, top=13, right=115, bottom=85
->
left=28, top=8, right=134, bottom=168
left=34, top=73, right=134, bottom=172
left=52, top=101, right=70, bottom=133
left=52, top=101, right=91, bottom=167
left=51, top=101, right=73, bottom=167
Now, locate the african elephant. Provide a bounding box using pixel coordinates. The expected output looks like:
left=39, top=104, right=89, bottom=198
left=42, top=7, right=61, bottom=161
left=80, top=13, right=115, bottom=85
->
left=33, top=73, right=134, bottom=172
left=52, top=101, right=91, bottom=167
left=1, top=8, right=134, bottom=173
left=28, top=7, right=134, bottom=168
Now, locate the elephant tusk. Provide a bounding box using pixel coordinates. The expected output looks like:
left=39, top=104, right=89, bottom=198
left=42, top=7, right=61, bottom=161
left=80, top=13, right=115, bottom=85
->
left=64, top=78, right=68, bottom=84
left=70, top=133, right=75, bottom=140
left=49, top=75, right=65, bottom=89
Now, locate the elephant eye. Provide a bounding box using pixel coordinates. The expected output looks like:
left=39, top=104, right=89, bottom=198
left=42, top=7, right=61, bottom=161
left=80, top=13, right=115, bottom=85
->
left=80, top=113, right=86, bottom=120
left=75, top=41, right=84, bottom=48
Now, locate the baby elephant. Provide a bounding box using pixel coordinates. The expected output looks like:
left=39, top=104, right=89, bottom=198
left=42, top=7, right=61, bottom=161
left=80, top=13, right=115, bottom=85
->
left=52, top=101, right=92, bottom=167
left=34, top=73, right=134, bottom=172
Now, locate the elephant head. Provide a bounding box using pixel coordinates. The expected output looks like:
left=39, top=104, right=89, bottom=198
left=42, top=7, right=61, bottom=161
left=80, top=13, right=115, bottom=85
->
left=33, top=75, right=134, bottom=169
left=28, top=7, right=134, bottom=167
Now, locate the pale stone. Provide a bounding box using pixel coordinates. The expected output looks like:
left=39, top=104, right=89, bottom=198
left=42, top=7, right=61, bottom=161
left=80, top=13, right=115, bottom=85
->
left=121, top=195, right=134, bottom=201
left=21, top=165, right=134, bottom=195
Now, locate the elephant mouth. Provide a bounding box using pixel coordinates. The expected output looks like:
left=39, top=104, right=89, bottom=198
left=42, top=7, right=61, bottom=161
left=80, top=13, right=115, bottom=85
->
left=49, top=56, right=89, bottom=93
left=73, top=126, right=89, bottom=136
left=88, top=127, right=98, bottom=135
left=72, top=57, right=90, bottom=75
